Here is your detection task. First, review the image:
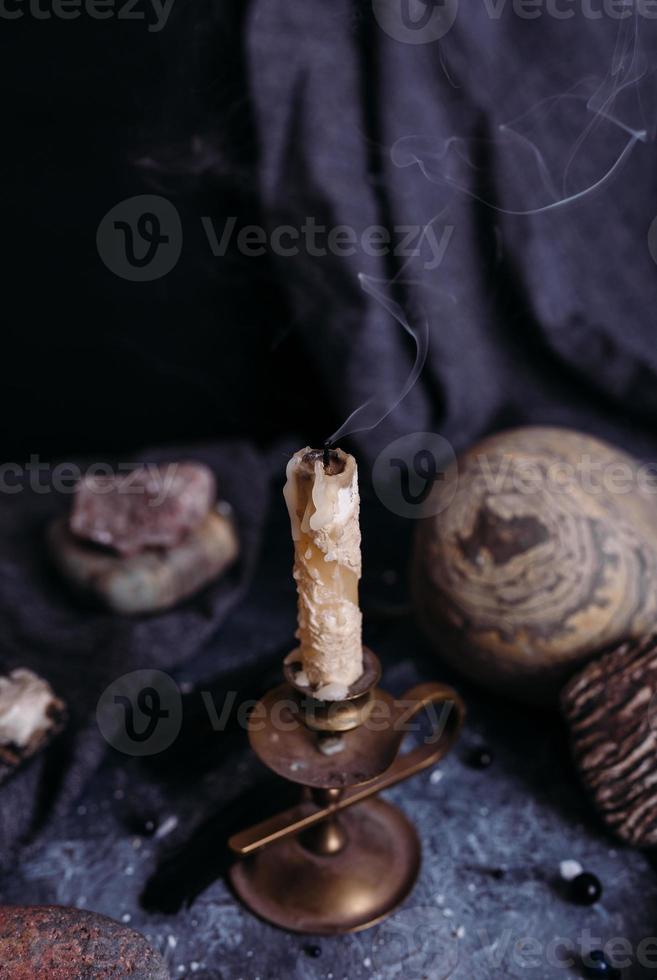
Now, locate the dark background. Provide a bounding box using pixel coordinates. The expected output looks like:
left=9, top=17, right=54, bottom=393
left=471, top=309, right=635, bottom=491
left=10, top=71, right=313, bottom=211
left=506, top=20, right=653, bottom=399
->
left=5, top=2, right=657, bottom=467
left=1, top=3, right=309, bottom=460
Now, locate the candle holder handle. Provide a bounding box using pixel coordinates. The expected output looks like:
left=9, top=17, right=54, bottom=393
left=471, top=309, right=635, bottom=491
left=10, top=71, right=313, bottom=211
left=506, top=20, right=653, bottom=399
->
left=229, top=681, right=464, bottom=857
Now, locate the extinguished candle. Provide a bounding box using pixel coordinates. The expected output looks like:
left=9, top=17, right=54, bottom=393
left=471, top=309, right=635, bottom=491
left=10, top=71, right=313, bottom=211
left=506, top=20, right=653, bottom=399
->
left=283, top=447, right=363, bottom=698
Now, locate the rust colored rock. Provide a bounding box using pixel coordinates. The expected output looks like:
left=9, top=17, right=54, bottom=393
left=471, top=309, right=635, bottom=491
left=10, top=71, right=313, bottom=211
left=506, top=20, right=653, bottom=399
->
left=562, top=633, right=657, bottom=847
left=413, top=427, right=657, bottom=704
left=0, top=905, right=170, bottom=979
left=70, top=462, right=216, bottom=557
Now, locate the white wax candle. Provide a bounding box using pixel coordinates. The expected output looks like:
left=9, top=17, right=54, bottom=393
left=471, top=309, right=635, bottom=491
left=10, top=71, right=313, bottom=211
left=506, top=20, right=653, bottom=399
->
left=283, top=447, right=363, bottom=696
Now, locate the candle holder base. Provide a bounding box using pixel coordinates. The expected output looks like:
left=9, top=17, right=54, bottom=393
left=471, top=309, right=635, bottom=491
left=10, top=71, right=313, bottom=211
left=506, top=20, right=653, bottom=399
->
left=230, top=797, right=420, bottom=935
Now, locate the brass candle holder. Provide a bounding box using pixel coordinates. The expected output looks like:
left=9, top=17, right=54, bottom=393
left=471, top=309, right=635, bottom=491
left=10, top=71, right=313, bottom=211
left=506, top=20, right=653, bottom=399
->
left=229, top=648, right=465, bottom=934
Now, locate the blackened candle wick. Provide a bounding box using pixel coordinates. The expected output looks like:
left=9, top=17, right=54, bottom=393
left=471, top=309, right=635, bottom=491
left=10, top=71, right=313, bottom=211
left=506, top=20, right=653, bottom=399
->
left=323, top=443, right=331, bottom=470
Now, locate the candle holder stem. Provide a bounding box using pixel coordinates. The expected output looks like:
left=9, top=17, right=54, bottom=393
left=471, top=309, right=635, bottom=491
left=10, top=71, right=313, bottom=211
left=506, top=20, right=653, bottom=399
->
left=300, top=788, right=346, bottom=856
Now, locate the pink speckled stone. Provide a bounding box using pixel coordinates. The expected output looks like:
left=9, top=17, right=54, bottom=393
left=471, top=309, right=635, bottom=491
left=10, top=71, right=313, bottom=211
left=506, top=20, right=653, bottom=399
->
left=70, top=462, right=216, bottom=557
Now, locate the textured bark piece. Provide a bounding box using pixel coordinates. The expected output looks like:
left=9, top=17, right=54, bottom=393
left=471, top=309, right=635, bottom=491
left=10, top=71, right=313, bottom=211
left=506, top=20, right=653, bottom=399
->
left=0, top=905, right=169, bottom=979
left=48, top=510, right=239, bottom=615
left=413, top=427, right=657, bottom=704
left=561, top=633, right=657, bottom=847
left=70, top=463, right=216, bottom=557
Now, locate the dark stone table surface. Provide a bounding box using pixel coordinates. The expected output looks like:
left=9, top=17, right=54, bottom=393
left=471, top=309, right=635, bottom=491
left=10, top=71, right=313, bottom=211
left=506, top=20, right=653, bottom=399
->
left=1, top=500, right=656, bottom=980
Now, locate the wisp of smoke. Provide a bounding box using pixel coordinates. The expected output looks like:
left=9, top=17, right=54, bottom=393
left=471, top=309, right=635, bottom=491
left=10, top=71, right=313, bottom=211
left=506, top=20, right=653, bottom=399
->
left=390, top=9, right=652, bottom=216
left=328, top=12, right=652, bottom=446
left=326, top=274, right=429, bottom=445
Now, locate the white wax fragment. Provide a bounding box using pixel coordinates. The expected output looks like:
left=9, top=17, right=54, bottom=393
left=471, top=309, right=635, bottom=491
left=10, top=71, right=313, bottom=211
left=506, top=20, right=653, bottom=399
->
left=154, top=815, right=179, bottom=839
left=282, top=455, right=302, bottom=540
left=559, top=859, right=583, bottom=881
left=295, top=671, right=310, bottom=688
left=309, top=461, right=337, bottom=532
left=318, top=736, right=345, bottom=757
left=0, top=668, right=58, bottom=747
left=314, top=682, right=349, bottom=702
left=309, top=465, right=357, bottom=533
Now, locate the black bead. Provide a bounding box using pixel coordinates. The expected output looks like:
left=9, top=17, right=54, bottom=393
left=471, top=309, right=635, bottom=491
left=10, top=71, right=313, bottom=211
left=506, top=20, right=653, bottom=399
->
left=466, top=746, right=494, bottom=769
left=570, top=871, right=602, bottom=906
left=582, top=949, right=619, bottom=977
left=123, top=813, right=157, bottom=837
left=304, top=945, right=322, bottom=958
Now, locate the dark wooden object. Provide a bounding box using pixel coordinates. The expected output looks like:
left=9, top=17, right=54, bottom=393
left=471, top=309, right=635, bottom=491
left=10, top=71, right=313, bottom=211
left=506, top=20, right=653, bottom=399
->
left=562, top=633, right=657, bottom=847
